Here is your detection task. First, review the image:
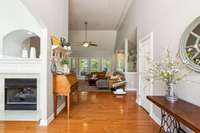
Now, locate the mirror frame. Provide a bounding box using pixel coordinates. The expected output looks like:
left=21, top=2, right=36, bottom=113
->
left=180, top=16, right=200, bottom=72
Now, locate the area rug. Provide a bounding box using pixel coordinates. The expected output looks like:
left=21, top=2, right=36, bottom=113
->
left=78, top=80, right=110, bottom=92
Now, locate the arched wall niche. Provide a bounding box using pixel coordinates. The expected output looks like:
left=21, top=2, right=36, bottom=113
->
left=3, top=29, right=40, bottom=58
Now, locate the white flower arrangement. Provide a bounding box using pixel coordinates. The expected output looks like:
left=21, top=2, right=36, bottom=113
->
left=144, top=49, right=190, bottom=84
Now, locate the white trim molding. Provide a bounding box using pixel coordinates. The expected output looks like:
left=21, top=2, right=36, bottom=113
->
left=40, top=101, right=66, bottom=126
left=150, top=112, right=161, bottom=126
left=125, top=88, right=136, bottom=91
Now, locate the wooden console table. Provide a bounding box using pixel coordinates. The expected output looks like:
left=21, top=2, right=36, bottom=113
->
left=147, top=96, right=200, bottom=133
left=53, top=74, right=78, bottom=119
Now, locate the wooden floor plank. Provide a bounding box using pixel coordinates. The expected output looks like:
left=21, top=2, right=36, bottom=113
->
left=0, top=92, right=159, bottom=133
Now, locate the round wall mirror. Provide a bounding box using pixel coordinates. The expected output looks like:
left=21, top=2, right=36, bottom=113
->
left=180, top=17, right=200, bottom=72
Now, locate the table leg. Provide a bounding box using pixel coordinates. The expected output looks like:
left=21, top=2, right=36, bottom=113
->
left=54, top=94, right=58, bottom=118
left=159, top=111, right=165, bottom=133
left=67, top=93, right=70, bottom=119
left=75, top=89, right=79, bottom=104
left=159, top=110, right=186, bottom=133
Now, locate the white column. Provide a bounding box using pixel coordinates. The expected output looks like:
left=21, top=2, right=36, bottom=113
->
left=39, top=28, right=48, bottom=126
left=124, top=39, right=128, bottom=73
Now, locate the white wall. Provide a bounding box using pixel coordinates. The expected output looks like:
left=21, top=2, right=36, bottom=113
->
left=0, top=0, right=42, bottom=54
left=116, top=1, right=138, bottom=91
left=116, top=0, right=200, bottom=131
left=135, top=0, right=200, bottom=104
left=0, top=0, right=49, bottom=124
left=125, top=73, right=137, bottom=90
left=69, top=30, right=116, bottom=57
left=20, top=0, right=69, bottom=118
left=115, top=0, right=137, bottom=51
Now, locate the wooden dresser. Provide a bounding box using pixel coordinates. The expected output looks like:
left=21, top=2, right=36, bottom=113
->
left=53, top=74, right=78, bottom=119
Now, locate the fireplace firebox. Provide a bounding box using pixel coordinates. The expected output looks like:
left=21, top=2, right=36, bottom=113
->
left=5, top=78, right=37, bottom=110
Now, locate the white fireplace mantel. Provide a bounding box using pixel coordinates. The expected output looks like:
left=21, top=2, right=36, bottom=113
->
left=0, top=55, right=46, bottom=122
left=0, top=72, right=41, bottom=121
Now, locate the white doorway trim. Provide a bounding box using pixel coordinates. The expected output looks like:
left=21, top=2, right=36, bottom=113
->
left=137, top=32, right=154, bottom=115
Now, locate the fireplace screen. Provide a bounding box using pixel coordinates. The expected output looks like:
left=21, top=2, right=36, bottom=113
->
left=5, top=78, right=37, bottom=110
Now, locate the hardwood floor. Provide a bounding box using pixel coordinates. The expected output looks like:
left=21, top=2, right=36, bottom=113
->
left=0, top=92, right=160, bottom=133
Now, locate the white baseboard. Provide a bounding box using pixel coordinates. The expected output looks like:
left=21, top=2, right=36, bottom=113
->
left=150, top=112, right=161, bottom=126
left=136, top=98, right=161, bottom=126
left=0, top=111, right=39, bottom=121
left=136, top=97, right=141, bottom=106
left=40, top=102, right=66, bottom=126
left=125, top=88, right=136, bottom=91
left=40, top=119, right=49, bottom=126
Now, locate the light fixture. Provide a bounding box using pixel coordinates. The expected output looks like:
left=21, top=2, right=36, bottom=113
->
left=82, top=42, right=89, bottom=47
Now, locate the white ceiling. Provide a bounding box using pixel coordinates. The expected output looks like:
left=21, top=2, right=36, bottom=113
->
left=69, top=0, right=132, bottom=30
left=69, top=30, right=117, bottom=57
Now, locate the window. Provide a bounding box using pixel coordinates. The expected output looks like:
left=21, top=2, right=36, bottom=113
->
left=69, top=57, right=76, bottom=73
left=76, top=57, right=114, bottom=75
left=67, top=57, right=72, bottom=69
left=79, top=58, right=89, bottom=76
left=127, top=44, right=137, bottom=72
left=90, top=58, right=100, bottom=72
left=102, top=58, right=112, bottom=72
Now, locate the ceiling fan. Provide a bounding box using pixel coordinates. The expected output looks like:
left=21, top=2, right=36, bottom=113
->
left=69, top=22, right=98, bottom=48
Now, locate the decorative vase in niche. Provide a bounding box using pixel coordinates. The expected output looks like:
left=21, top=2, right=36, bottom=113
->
left=166, top=82, right=178, bottom=102
left=51, top=59, right=57, bottom=73
left=22, top=48, right=28, bottom=58
left=63, top=64, right=70, bottom=74
left=30, top=47, right=36, bottom=59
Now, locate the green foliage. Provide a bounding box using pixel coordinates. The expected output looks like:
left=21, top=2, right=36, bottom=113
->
left=79, top=58, right=89, bottom=73
left=60, top=58, right=69, bottom=65
left=102, top=58, right=112, bottom=71
left=90, top=58, right=100, bottom=72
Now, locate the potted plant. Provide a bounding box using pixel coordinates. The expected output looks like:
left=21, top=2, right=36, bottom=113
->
left=144, top=49, right=190, bottom=102
left=60, top=58, right=70, bottom=74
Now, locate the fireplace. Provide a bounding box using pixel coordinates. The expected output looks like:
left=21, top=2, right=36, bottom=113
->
left=5, top=78, right=37, bottom=110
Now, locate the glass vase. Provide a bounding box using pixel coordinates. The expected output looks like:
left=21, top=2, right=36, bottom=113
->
left=166, top=82, right=178, bottom=102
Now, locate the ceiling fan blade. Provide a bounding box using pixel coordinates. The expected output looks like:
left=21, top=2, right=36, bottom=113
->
left=67, top=42, right=83, bottom=46
left=90, top=43, right=98, bottom=47
left=69, top=22, right=98, bottom=48
left=69, top=42, right=82, bottom=44
left=72, top=45, right=82, bottom=46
